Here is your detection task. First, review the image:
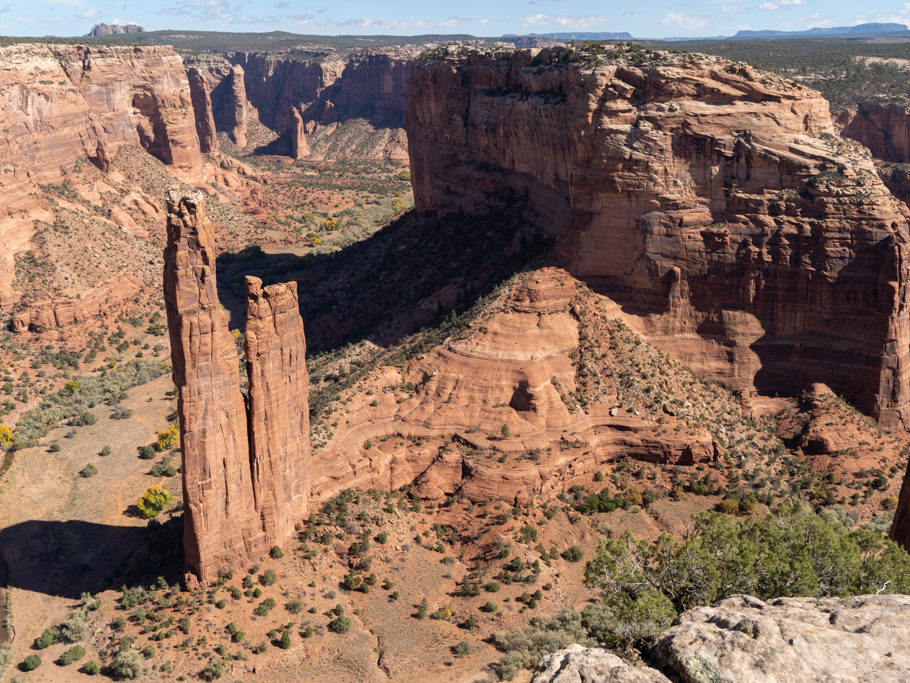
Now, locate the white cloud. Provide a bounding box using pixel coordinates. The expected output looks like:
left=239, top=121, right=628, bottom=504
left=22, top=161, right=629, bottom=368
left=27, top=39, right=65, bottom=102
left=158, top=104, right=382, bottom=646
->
left=338, top=16, right=430, bottom=31
left=720, top=5, right=747, bottom=15
left=660, top=12, right=708, bottom=29
left=78, top=7, right=99, bottom=18
left=521, top=13, right=605, bottom=28
left=758, top=0, right=806, bottom=11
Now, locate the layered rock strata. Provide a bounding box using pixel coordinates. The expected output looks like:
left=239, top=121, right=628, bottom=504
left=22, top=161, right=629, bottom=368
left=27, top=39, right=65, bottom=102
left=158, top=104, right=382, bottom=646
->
left=186, top=67, right=218, bottom=154
left=836, top=102, right=910, bottom=163
left=10, top=275, right=142, bottom=332
left=244, top=276, right=311, bottom=543
left=164, top=191, right=311, bottom=580
left=406, top=46, right=910, bottom=428
left=892, top=460, right=910, bottom=550
left=0, top=43, right=202, bottom=310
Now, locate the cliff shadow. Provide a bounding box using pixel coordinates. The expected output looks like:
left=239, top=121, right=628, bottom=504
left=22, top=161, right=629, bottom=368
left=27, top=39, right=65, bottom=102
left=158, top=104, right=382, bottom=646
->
left=0, top=517, right=184, bottom=600
left=216, top=205, right=553, bottom=356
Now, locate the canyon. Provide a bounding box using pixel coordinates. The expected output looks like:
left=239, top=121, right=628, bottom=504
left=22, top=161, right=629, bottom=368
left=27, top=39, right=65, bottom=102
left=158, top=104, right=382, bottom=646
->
left=1, top=35, right=910, bottom=682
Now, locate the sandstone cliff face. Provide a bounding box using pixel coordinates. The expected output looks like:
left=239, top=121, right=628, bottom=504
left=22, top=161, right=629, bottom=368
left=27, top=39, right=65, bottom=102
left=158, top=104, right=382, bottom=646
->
left=0, top=43, right=202, bottom=311
left=228, top=50, right=410, bottom=129
left=164, top=190, right=264, bottom=580
left=244, top=276, right=311, bottom=544
left=837, top=102, right=910, bottom=163
left=164, top=191, right=311, bottom=580
left=406, top=46, right=910, bottom=428
left=186, top=67, right=218, bottom=154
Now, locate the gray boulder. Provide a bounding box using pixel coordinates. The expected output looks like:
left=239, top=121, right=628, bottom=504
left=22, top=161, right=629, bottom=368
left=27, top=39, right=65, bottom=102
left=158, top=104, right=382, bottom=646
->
left=532, top=644, right=670, bottom=682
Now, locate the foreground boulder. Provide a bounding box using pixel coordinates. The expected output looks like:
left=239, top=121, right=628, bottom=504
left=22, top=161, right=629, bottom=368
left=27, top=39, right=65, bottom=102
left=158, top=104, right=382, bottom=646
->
left=533, top=644, right=669, bottom=682
left=533, top=594, right=910, bottom=682
left=652, top=594, right=910, bottom=682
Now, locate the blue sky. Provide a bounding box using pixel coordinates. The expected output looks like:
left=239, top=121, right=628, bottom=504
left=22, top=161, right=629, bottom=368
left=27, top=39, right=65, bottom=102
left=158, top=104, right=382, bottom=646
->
left=4, top=0, right=909, bottom=38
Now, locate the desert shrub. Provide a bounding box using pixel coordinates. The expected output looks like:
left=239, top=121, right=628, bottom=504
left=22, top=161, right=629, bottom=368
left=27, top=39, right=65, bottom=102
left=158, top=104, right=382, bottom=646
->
left=260, top=569, right=277, bottom=586
left=81, top=659, right=100, bottom=675
left=490, top=610, right=590, bottom=680
left=328, top=612, right=351, bottom=633
left=270, top=545, right=284, bottom=559
left=99, top=445, right=111, bottom=456
left=286, top=599, right=302, bottom=614
left=200, top=657, right=226, bottom=680
left=57, top=644, right=86, bottom=665
left=48, top=442, right=61, bottom=452
left=717, top=498, right=740, bottom=514
left=138, top=444, right=156, bottom=459
left=21, top=654, right=41, bottom=671
left=0, top=643, right=9, bottom=676
left=279, top=630, right=291, bottom=649
left=253, top=598, right=276, bottom=616
left=154, top=425, right=179, bottom=451
left=136, top=485, right=171, bottom=518
left=79, top=463, right=98, bottom=478
left=150, top=455, right=177, bottom=477
left=140, top=645, right=155, bottom=659
left=110, top=649, right=143, bottom=679
left=561, top=545, right=583, bottom=563
left=452, top=641, right=472, bottom=657
left=34, top=626, right=62, bottom=649
left=71, top=411, right=96, bottom=426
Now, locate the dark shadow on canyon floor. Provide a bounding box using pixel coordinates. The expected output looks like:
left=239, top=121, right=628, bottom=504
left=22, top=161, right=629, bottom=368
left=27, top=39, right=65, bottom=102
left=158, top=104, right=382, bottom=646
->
left=0, top=517, right=184, bottom=599
left=216, top=204, right=553, bottom=356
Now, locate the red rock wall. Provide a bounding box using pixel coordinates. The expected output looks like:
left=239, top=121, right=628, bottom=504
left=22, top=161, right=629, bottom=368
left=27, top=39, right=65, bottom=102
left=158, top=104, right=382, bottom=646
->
left=186, top=67, right=218, bottom=154
left=406, top=47, right=910, bottom=428
left=838, top=103, right=910, bottom=163
left=164, top=190, right=265, bottom=582
left=165, top=193, right=313, bottom=580
left=10, top=275, right=142, bottom=332
left=893, top=460, right=910, bottom=551
left=0, top=43, right=202, bottom=311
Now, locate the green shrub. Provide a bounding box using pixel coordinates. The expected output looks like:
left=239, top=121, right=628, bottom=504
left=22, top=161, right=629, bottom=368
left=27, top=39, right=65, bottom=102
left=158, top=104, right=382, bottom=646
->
left=270, top=545, right=284, bottom=559
left=33, top=626, right=62, bottom=649
left=561, top=546, right=583, bottom=563
left=452, top=641, right=472, bottom=657
left=200, top=657, right=226, bottom=680
left=253, top=598, right=276, bottom=616
left=21, top=654, right=41, bottom=671
left=110, top=649, right=143, bottom=679
left=328, top=613, right=351, bottom=633
left=81, top=659, right=100, bottom=675
left=58, top=645, right=86, bottom=665
left=79, top=463, right=98, bottom=478
left=279, top=630, right=291, bottom=649
left=260, top=569, right=277, bottom=586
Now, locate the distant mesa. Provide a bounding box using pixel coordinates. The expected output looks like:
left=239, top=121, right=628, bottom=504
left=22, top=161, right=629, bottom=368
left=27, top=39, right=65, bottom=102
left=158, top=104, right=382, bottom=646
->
left=732, top=22, right=909, bottom=39
left=87, top=22, right=145, bottom=37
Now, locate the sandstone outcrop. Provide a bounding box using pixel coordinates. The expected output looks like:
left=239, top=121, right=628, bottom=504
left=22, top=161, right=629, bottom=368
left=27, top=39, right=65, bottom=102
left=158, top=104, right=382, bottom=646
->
left=244, top=276, right=311, bottom=544
left=10, top=275, right=142, bottom=332
left=836, top=102, right=910, bottom=163
left=218, top=65, right=249, bottom=147
left=186, top=67, right=218, bottom=154
left=535, top=594, right=910, bottom=682
left=309, top=268, right=744, bottom=507
left=164, top=191, right=311, bottom=580
left=0, top=43, right=202, bottom=311
left=286, top=106, right=309, bottom=160
left=164, top=190, right=264, bottom=580
left=406, top=46, right=910, bottom=428
left=651, top=594, right=910, bottom=682
left=533, top=645, right=668, bottom=682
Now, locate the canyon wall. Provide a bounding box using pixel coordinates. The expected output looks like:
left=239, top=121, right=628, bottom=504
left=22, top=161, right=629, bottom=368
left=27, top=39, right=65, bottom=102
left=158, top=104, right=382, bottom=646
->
left=0, top=43, right=203, bottom=311
left=406, top=46, right=910, bottom=428
left=836, top=102, right=910, bottom=163
left=164, top=190, right=311, bottom=581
